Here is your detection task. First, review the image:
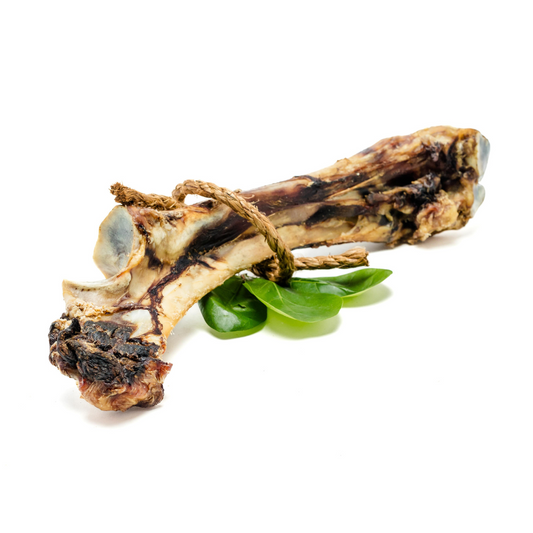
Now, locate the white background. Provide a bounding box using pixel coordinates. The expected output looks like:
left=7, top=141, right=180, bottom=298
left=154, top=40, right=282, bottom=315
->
left=1, top=1, right=532, bottom=532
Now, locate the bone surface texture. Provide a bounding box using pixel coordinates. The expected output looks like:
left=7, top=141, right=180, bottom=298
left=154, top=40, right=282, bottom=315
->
left=49, top=126, right=489, bottom=411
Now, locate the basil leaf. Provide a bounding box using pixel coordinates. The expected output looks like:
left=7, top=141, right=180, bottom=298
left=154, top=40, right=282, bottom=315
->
left=299, top=268, right=392, bottom=298
left=244, top=278, right=342, bottom=323
left=199, top=276, right=267, bottom=332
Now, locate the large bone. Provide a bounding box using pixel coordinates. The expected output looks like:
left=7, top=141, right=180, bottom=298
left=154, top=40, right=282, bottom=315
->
left=49, top=126, right=489, bottom=411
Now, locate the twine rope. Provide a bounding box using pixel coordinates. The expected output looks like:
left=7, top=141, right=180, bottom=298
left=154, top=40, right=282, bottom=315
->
left=111, top=180, right=368, bottom=284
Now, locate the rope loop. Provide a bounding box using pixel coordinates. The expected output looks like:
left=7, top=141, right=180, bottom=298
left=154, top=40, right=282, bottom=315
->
left=172, top=180, right=296, bottom=283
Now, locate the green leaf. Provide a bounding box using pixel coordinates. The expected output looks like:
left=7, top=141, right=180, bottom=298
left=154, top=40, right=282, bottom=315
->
left=296, top=268, right=392, bottom=298
left=199, top=276, right=267, bottom=332
left=244, top=278, right=343, bottom=323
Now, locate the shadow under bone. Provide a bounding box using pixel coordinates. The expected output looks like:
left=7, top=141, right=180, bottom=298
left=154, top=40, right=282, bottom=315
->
left=61, top=386, right=161, bottom=426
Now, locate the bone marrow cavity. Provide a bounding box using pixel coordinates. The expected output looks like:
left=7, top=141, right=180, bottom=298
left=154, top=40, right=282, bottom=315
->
left=93, top=206, right=136, bottom=278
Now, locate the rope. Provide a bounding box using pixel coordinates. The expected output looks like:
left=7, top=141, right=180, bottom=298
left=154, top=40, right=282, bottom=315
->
left=112, top=179, right=369, bottom=284
left=249, top=248, right=368, bottom=283
left=110, top=183, right=180, bottom=211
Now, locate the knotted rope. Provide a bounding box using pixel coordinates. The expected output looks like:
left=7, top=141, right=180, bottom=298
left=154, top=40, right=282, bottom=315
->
left=111, top=181, right=368, bottom=284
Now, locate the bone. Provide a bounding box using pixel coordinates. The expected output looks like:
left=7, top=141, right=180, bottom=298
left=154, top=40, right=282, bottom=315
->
left=49, top=125, right=489, bottom=411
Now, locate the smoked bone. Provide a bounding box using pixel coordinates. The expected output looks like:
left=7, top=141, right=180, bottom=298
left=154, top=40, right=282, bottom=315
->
left=49, top=126, right=489, bottom=411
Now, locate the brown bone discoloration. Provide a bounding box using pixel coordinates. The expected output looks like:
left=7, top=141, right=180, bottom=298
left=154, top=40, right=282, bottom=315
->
left=50, top=126, right=489, bottom=411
